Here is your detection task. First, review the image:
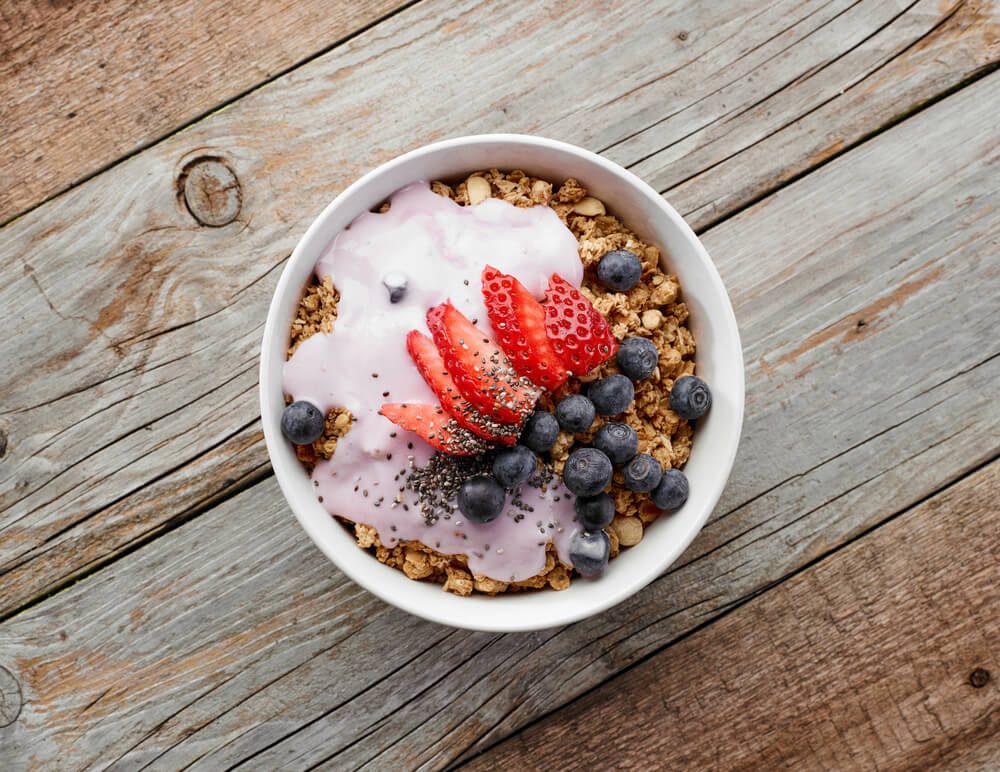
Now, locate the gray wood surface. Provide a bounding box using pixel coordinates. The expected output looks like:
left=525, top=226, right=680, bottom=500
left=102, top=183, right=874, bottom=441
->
left=0, top=0, right=407, bottom=223
left=469, top=461, right=1000, bottom=771
left=1, top=0, right=995, bottom=622
left=1, top=66, right=996, bottom=769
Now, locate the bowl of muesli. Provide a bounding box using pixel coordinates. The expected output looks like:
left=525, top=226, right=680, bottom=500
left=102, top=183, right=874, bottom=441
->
left=260, top=134, right=743, bottom=631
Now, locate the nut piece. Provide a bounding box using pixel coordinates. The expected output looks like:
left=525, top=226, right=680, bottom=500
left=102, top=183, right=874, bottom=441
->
left=467, top=176, right=492, bottom=205
left=613, top=515, right=644, bottom=546
left=572, top=196, right=606, bottom=216
left=530, top=179, right=552, bottom=204
left=642, top=309, right=663, bottom=330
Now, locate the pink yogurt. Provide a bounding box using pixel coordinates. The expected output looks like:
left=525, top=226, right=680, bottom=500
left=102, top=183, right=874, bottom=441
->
left=283, top=182, right=586, bottom=581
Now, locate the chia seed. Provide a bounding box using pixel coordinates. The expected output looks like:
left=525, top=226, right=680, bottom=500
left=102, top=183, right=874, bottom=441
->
left=405, top=450, right=494, bottom=526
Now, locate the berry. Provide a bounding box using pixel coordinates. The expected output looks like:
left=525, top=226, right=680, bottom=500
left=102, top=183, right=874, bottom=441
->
left=458, top=475, right=506, bottom=523
left=575, top=492, right=615, bottom=531
left=569, top=529, right=610, bottom=578
left=543, top=273, right=617, bottom=375
left=588, top=374, right=635, bottom=416
left=555, top=394, right=596, bottom=433
left=596, top=249, right=642, bottom=292
left=616, top=336, right=659, bottom=380
left=652, top=469, right=689, bottom=510
left=378, top=402, right=494, bottom=456
left=382, top=271, right=407, bottom=303
left=281, top=400, right=325, bottom=445
left=520, top=410, right=560, bottom=453
left=669, top=376, right=713, bottom=420
left=426, top=301, right=540, bottom=425
left=492, top=445, right=537, bottom=489
left=562, top=447, right=613, bottom=497
left=482, top=265, right=568, bottom=391
left=623, top=454, right=662, bottom=493
left=593, top=422, right=638, bottom=465
left=406, top=330, right=518, bottom=444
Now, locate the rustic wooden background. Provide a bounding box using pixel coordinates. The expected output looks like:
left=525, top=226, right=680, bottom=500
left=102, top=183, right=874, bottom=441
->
left=1, top=0, right=998, bottom=768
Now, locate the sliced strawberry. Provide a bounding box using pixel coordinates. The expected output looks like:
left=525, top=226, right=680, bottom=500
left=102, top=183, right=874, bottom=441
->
left=379, top=402, right=495, bottom=456
left=543, top=274, right=618, bottom=375
left=481, top=265, right=569, bottom=391
left=405, top=330, right=518, bottom=445
left=426, top=301, right=539, bottom=425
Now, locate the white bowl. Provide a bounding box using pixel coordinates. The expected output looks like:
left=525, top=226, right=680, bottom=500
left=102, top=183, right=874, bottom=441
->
left=260, top=134, right=743, bottom=632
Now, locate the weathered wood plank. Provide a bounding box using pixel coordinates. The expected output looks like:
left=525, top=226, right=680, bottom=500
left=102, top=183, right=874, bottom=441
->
left=0, top=70, right=996, bottom=770
left=466, top=462, right=1000, bottom=771
left=619, top=0, right=1000, bottom=228
left=0, top=0, right=993, bottom=619
left=0, top=0, right=409, bottom=223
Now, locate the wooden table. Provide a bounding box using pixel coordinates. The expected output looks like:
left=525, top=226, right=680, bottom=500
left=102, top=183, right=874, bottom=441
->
left=1, top=1, right=997, bottom=768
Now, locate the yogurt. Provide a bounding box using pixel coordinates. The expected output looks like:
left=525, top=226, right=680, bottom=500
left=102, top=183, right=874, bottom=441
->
left=283, top=182, right=585, bottom=581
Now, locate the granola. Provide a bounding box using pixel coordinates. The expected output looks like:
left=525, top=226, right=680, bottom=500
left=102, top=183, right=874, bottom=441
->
left=287, top=170, right=695, bottom=594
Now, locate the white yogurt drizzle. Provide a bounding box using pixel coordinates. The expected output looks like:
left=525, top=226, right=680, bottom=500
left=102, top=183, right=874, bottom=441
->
left=283, top=182, right=586, bottom=581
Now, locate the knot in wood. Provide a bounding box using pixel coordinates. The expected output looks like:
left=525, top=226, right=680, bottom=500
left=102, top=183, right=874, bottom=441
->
left=0, top=427, right=7, bottom=460
left=970, top=667, right=990, bottom=688
left=180, top=157, right=242, bottom=226
left=0, top=665, right=22, bottom=727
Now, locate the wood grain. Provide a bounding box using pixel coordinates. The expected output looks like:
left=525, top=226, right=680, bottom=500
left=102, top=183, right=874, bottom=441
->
left=466, top=462, right=1000, bottom=771
left=0, top=0, right=995, bottom=619
left=0, top=70, right=996, bottom=770
left=0, top=0, right=408, bottom=223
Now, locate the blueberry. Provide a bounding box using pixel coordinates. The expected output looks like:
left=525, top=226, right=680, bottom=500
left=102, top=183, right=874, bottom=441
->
left=669, top=376, right=712, bottom=420
left=382, top=271, right=407, bottom=303
left=596, top=249, right=642, bottom=292
left=588, top=374, right=635, bottom=416
left=651, top=469, right=689, bottom=511
left=492, top=445, right=537, bottom=489
left=569, top=529, right=610, bottom=578
left=281, top=400, right=325, bottom=445
left=575, top=492, right=615, bottom=531
left=555, top=394, right=596, bottom=433
left=520, top=410, right=560, bottom=452
left=562, top=447, right=613, bottom=497
left=616, top=336, right=659, bottom=380
left=593, top=422, right=638, bottom=465
left=623, top=453, right=663, bottom=493
left=458, top=475, right=506, bottom=523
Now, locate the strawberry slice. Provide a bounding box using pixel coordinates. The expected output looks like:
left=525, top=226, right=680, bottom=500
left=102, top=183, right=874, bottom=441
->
left=426, top=301, right=540, bottom=425
left=406, top=330, right=518, bottom=445
left=543, top=274, right=618, bottom=375
left=379, top=402, right=495, bottom=456
left=481, top=265, right=569, bottom=391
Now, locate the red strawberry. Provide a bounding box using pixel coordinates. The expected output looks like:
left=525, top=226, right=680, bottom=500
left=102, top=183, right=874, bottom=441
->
left=378, top=402, right=495, bottom=456
left=543, top=274, right=617, bottom=375
left=426, top=301, right=539, bottom=425
left=481, top=265, right=569, bottom=391
left=405, top=330, right=518, bottom=445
